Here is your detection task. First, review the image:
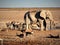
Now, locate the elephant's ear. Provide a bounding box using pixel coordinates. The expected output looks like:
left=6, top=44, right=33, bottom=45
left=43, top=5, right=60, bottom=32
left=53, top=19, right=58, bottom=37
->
left=40, top=10, right=47, bottom=19
left=46, top=10, right=54, bottom=21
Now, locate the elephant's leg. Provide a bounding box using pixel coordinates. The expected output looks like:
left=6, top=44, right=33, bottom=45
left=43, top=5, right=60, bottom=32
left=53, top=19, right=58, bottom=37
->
left=49, top=19, right=53, bottom=30
left=50, top=20, right=52, bottom=30
left=52, top=21, right=55, bottom=29
left=50, top=20, right=55, bottom=30
left=39, top=19, right=44, bottom=31
left=43, top=20, right=47, bottom=30
left=26, top=15, right=29, bottom=30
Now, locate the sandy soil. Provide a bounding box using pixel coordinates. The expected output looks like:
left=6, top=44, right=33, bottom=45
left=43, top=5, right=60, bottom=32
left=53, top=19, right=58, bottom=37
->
left=0, top=8, right=60, bottom=45
left=0, top=29, right=60, bottom=45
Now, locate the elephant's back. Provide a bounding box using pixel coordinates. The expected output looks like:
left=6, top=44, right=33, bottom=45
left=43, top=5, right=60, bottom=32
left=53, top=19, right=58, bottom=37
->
left=30, top=12, right=37, bottom=22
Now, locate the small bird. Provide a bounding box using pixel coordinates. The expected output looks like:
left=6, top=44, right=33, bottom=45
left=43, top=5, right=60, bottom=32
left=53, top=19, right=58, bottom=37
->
left=46, top=34, right=59, bottom=38
left=26, top=32, right=32, bottom=36
left=16, top=33, right=24, bottom=38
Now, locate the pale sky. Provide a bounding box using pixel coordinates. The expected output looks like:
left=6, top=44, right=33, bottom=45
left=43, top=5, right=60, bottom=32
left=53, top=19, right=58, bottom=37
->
left=0, top=0, right=60, bottom=8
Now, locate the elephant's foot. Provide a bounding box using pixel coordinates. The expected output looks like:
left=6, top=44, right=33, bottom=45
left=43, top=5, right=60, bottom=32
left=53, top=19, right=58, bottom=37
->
left=40, top=28, right=44, bottom=31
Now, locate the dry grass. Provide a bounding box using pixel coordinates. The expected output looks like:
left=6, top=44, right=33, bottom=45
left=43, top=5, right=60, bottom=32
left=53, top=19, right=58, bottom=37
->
left=0, top=30, right=60, bottom=45
left=0, top=8, right=60, bottom=45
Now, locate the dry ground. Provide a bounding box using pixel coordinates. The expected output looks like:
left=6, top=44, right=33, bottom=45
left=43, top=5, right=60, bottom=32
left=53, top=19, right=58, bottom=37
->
left=0, top=8, right=60, bottom=45
left=0, top=29, right=60, bottom=45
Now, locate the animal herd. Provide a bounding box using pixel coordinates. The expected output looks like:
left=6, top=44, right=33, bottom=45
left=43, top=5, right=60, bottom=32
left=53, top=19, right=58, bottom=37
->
left=6, top=10, right=55, bottom=31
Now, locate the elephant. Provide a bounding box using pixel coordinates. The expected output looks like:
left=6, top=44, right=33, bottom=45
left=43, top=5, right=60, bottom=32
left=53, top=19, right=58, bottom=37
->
left=24, top=10, right=55, bottom=31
